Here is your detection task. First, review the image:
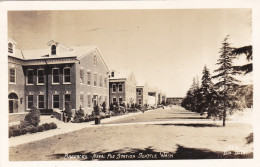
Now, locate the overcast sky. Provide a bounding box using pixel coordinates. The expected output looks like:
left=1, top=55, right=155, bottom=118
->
left=8, top=9, right=252, bottom=97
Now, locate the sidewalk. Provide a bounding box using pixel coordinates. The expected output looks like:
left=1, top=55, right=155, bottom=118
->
left=9, top=110, right=152, bottom=147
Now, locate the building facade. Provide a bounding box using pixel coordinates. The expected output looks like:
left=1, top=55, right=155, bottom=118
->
left=8, top=38, right=109, bottom=115
left=166, top=97, right=184, bottom=106
left=109, top=70, right=137, bottom=106
left=136, top=80, right=149, bottom=106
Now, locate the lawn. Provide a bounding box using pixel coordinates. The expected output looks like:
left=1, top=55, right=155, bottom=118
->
left=9, top=121, right=253, bottom=161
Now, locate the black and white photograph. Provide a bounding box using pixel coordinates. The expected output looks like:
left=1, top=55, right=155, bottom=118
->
left=1, top=1, right=260, bottom=167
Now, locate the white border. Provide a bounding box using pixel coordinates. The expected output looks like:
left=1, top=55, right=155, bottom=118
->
left=1, top=1, right=260, bottom=167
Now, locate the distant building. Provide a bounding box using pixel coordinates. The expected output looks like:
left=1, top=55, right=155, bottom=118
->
left=109, top=70, right=137, bottom=106
left=8, top=38, right=110, bottom=115
left=136, top=80, right=149, bottom=106
left=148, top=87, right=158, bottom=106
left=166, top=97, right=184, bottom=106
left=161, top=92, right=166, bottom=105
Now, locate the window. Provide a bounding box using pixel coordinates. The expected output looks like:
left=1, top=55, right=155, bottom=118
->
left=104, top=77, right=107, bottom=88
left=93, top=55, right=97, bottom=65
left=64, top=94, right=71, bottom=106
left=137, top=89, right=142, bottom=96
left=139, top=98, right=142, bottom=105
left=38, top=95, right=44, bottom=109
left=63, top=67, right=71, bottom=83
left=8, top=43, right=13, bottom=53
left=119, top=97, right=123, bottom=104
left=118, top=84, right=123, bottom=92
left=9, top=68, right=16, bottom=83
left=94, top=73, right=97, bottom=86
left=51, top=45, right=56, bottom=55
left=80, top=94, right=84, bottom=108
left=111, top=72, right=114, bottom=77
left=27, top=69, right=34, bottom=84
left=80, top=69, right=84, bottom=84
left=112, top=84, right=116, bottom=93
left=37, top=69, right=44, bottom=84
left=112, top=97, right=117, bottom=104
left=53, top=95, right=59, bottom=108
left=87, top=95, right=91, bottom=108
left=27, top=95, right=33, bottom=109
left=52, top=68, right=59, bottom=84
left=99, top=75, right=103, bottom=87
left=87, top=71, right=91, bottom=85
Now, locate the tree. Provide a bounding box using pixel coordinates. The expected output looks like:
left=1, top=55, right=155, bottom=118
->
left=24, top=105, right=41, bottom=127
left=213, top=35, right=242, bottom=126
left=198, top=65, right=215, bottom=116
left=231, top=45, right=252, bottom=74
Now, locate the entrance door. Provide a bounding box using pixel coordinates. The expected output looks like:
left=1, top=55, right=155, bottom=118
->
left=8, top=93, right=18, bottom=113
left=9, top=100, right=14, bottom=113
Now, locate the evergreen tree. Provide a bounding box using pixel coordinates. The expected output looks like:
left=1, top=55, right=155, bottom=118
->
left=198, top=65, right=215, bottom=116
left=213, top=35, right=242, bottom=126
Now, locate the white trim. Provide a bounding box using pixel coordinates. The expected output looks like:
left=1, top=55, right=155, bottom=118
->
left=9, top=67, right=16, bottom=84
left=118, top=83, right=123, bottom=92
left=99, top=74, right=103, bottom=88
left=64, top=93, right=71, bottom=109
left=112, top=83, right=117, bottom=93
left=112, top=97, right=117, bottom=103
left=26, top=95, right=33, bottom=110
left=52, top=68, right=60, bottom=85
left=63, top=67, right=71, bottom=84
left=80, top=67, right=85, bottom=85
left=26, top=69, right=34, bottom=85
left=52, top=94, right=60, bottom=109
left=87, top=70, right=91, bottom=86
left=93, top=73, right=98, bottom=87
left=87, top=93, right=92, bottom=109
left=37, top=94, right=45, bottom=109
left=37, top=68, right=45, bottom=85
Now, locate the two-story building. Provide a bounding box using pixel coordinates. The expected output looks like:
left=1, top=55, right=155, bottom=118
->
left=166, top=97, right=184, bottom=106
left=136, top=80, right=149, bottom=106
left=109, top=70, right=137, bottom=106
left=8, top=38, right=110, bottom=115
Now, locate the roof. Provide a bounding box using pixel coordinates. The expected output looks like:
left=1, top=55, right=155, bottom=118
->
left=149, top=86, right=158, bottom=93
left=10, top=45, right=98, bottom=60
left=136, top=80, right=147, bottom=87
left=110, top=69, right=133, bottom=80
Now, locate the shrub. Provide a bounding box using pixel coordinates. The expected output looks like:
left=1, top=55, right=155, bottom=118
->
left=37, top=125, right=45, bottom=132
left=12, top=129, right=21, bottom=136
left=30, top=126, right=37, bottom=133
left=50, top=122, right=57, bottom=129
left=21, top=128, right=28, bottom=135
left=20, top=120, right=30, bottom=128
left=79, top=117, right=85, bottom=123
left=64, top=102, right=73, bottom=121
left=102, top=101, right=107, bottom=113
left=42, top=123, right=51, bottom=130
left=24, top=105, right=41, bottom=127
left=9, top=129, right=13, bottom=138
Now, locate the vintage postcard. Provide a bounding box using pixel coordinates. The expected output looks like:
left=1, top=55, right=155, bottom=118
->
left=1, top=1, right=260, bottom=167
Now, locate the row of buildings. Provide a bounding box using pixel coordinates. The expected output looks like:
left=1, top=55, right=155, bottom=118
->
left=8, top=38, right=175, bottom=115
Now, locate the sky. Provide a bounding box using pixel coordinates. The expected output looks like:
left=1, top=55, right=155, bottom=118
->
left=8, top=9, right=252, bottom=97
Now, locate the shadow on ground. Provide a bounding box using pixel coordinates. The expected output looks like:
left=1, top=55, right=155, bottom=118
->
left=156, top=117, right=208, bottom=120
left=153, top=123, right=220, bottom=127
left=49, top=145, right=253, bottom=160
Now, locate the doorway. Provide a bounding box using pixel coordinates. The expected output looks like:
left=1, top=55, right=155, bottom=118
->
left=9, top=93, right=18, bottom=113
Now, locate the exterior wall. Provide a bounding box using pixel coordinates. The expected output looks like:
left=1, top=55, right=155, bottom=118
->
left=125, top=73, right=136, bottom=105
left=23, top=63, right=77, bottom=111
left=8, top=61, right=25, bottom=113
left=166, top=97, right=183, bottom=105
left=109, top=81, right=126, bottom=105
left=148, top=92, right=158, bottom=106
left=148, top=95, right=156, bottom=106
left=76, top=50, right=109, bottom=115
left=136, top=83, right=149, bottom=106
